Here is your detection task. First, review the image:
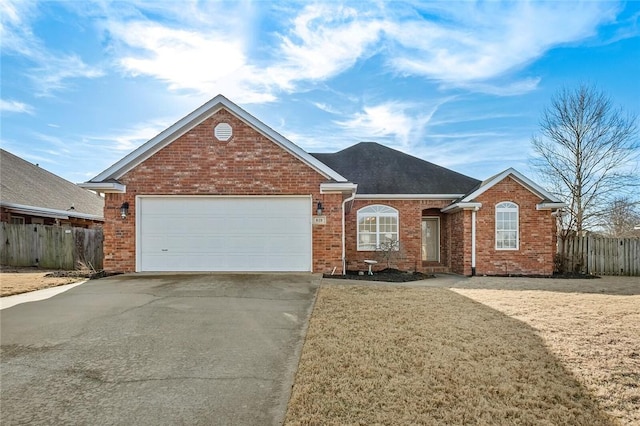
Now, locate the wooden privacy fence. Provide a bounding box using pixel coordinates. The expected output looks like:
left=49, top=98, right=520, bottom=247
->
left=0, top=223, right=103, bottom=270
left=558, top=236, right=640, bottom=276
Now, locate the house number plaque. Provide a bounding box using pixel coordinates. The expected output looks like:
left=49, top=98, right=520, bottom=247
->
left=313, top=216, right=327, bottom=225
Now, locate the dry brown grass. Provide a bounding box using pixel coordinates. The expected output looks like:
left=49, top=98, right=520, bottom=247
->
left=285, top=285, right=615, bottom=425
left=0, top=272, right=84, bottom=297
left=452, top=286, right=640, bottom=426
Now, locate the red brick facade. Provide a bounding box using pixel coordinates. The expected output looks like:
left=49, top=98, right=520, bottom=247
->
left=100, top=107, right=557, bottom=276
left=345, top=199, right=451, bottom=273
left=102, top=108, right=343, bottom=273
left=473, top=176, right=556, bottom=275
left=342, top=177, right=557, bottom=276
left=448, top=209, right=472, bottom=275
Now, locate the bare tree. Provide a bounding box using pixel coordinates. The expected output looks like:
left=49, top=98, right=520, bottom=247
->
left=602, top=197, right=640, bottom=238
left=375, top=239, right=405, bottom=270
left=531, top=84, right=639, bottom=239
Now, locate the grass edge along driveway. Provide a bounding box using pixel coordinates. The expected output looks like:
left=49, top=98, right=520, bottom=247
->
left=284, top=285, right=615, bottom=426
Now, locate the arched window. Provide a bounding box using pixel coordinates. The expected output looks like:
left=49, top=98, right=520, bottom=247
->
left=357, top=205, right=399, bottom=251
left=495, top=201, right=518, bottom=250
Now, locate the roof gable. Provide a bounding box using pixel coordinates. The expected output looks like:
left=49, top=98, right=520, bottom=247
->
left=89, top=95, right=346, bottom=183
left=0, top=149, right=104, bottom=219
left=460, top=168, right=563, bottom=203
left=312, top=142, right=480, bottom=195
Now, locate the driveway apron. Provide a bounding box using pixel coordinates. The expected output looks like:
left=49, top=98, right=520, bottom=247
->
left=0, top=273, right=319, bottom=425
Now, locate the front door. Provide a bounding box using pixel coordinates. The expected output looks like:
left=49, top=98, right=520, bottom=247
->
left=421, top=218, right=440, bottom=262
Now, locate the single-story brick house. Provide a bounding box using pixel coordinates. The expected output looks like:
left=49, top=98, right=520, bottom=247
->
left=81, top=95, right=565, bottom=276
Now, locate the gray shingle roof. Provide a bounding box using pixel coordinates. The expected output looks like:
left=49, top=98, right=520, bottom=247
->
left=311, top=142, right=480, bottom=195
left=1, top=149, right=104, bottom=219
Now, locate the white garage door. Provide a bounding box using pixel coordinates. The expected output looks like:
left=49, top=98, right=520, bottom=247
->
left=137, top=196, right=312, bottom=272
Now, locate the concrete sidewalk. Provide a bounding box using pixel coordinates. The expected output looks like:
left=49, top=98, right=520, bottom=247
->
left=0, top=280, right=88, bottom=310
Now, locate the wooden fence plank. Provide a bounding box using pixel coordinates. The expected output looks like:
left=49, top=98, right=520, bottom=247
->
left=0, top=223, right=103, bottom=270
left=559, top=235, right=640, bottom=276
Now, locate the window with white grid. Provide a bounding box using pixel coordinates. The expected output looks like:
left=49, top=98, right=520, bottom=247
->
left=496, top=201, right=518, bottom=250
left=357, top=205, right=399, bottom=251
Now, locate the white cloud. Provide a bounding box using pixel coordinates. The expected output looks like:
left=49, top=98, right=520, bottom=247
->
left=101, top=3, right=275, bottom=103
left=443, top=78, right=542, bottom=97
left=312, top=102, right=341, bottom=114
left=266, top=4, right=385, bottom=90
left=0, top=99, right=34, bottom=114
left=0, top=0, right=38, bottom=56
left=0, top=0, right=104, bottom=95
left=84, top=120, right=169, bottom=152
left=334, top=96, right=455, bottom=151
left=29, top=132, right=72, bottom=155
left=31, top=55, right=105, bottom=96
left=72, top=1, right=623, bottom=103
left=412, top=133, right=529, bottom=174
left=336, top=103, right=415, bottom=144
left=334, top=100, right=445, bottom=152
left=101, top=2, right=385, bottom=102
left=114, top=23, right=245, bottom=90
left=383, top=2, right=619, bottom=92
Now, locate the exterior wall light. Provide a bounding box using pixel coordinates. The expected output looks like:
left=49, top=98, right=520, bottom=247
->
left=316, top=201, right=324, bottom=216
left=120, top=202, right=129, bottom=219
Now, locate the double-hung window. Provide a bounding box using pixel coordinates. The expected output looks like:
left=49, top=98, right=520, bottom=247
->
left=357, top=205, right=398, bottom=251
left=495, top=201, right=518, bottom=250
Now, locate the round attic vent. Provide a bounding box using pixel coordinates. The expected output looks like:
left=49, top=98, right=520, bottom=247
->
left=214, top=122, right=232, bottom=141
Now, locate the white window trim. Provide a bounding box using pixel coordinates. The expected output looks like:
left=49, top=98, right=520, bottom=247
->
left=357, top=205, right=399, bottom=251
left=495, top=201, right=519, bottom=250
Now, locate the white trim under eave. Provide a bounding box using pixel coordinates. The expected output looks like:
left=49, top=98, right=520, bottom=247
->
left=320, top=182, right=358, bottom=193
left=536, top=202, right=567, bottom=210
left=355, top=194, right=463, bottom=200
left=441, top=202, right=482, bottom=213
left=78, top=182, right=126, bottom=193
left=1, top=202, right=104, bottom=221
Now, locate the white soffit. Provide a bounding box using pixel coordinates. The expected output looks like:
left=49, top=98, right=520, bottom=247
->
left=354, top=194, right=463, bottom=200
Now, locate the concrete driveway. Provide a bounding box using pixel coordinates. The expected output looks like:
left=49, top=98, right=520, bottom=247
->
left=0, top=273, right=319, bottom=425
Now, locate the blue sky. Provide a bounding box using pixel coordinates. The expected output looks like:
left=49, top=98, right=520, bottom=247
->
left=1, top=1, right=639, bottom=185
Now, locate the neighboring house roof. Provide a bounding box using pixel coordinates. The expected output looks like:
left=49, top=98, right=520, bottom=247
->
left=0, top=149, right=104, bottom=220
left=311, top=142, right=481, bottom=196
left=83, top=94, right=347, bottom=191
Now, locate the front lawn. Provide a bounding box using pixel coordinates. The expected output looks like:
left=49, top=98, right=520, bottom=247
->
left=453, top=285, right=639, bottom=426
left=0, top=269, right=84, bottom=297
left=284, top=284, right=633, bottom=425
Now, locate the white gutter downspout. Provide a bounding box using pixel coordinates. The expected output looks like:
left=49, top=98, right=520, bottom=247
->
left=471, top=207, right=478, bottom=276
left=342, top=190, right=357, bottom=275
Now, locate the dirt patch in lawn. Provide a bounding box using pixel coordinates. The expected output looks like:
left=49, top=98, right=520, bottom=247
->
left=0, top=268, right=87, bottom=297
left=452, top=287, right=640, bottom=426
left=285, top=285, right=615, bottom=425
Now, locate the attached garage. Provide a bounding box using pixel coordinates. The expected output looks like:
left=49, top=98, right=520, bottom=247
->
left=137, top=196, right=312, bottom=272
